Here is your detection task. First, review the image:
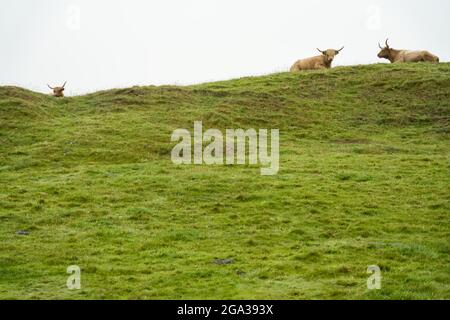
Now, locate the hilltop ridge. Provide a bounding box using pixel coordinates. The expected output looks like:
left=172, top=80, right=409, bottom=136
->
left=0, top=63, right=449, bottom=299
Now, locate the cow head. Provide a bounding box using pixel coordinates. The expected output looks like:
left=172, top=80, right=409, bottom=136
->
left=317, top=47, right=344, bottom=64
left=48, top=82, right=66, bottom=97
left=377, top=39, right=392, bottom=59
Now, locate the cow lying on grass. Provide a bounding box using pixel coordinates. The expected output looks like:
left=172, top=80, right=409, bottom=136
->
left=48, top=82, right=67, bottom=97
left=377, top=39, right=439, bottom=63
left=290, top=47, right=344, bottom=72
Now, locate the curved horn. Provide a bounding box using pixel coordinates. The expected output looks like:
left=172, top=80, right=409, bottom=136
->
left=378, top=42, right=383, bottom=49
left=47, top=84, right=54, bottom=90
left=385, top=38, right=390, bottom=48
left=317, top=48, right=325, bottom=54
left=337, top=46, right=344, bottom=53
left=62, top=81, right=67, bottom=88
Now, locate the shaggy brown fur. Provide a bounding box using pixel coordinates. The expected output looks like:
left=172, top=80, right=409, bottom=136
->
left=290, top=47, right=344, bottom=72
left=48, top=82, right=66, bottom=97
left=377, top=39, right=439, bottom=63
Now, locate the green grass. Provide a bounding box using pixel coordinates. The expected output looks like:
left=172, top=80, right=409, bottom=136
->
left=0, top=63, right=449, bottom=300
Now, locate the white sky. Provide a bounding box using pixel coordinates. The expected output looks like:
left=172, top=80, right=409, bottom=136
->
left=1, top=0, right=449, bottom=95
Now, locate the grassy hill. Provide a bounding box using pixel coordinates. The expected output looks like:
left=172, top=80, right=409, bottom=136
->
left=0, top=63, right=449, bottom=299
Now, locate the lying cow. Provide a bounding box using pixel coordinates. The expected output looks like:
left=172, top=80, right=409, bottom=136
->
left=377, top=39, right=439, bottom=63
left=290, top=47, right=344, bottom=72
left=48, top=82, right=67, bottom=97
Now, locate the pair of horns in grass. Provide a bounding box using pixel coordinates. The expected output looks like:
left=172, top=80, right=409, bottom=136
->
left=47, top=81, right=67, bottom=90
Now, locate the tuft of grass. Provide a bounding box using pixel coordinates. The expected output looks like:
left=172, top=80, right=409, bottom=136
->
left=0, top=63, right=449, bottom=299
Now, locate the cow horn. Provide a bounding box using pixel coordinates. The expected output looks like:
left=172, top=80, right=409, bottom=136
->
left=317, top=48, right=325, bottom=54
left=62, top=81, right=67, bottom=88
left=385, top=38, right=390, bottom=48
left=378, top=42, right=383, bottom=49
left=47, top=84, right=54, bottom=90
left=337, top=46, right=344, bottom=53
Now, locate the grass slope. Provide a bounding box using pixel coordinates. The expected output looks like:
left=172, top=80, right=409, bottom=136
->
left=0, top=63, right=449, bottom=299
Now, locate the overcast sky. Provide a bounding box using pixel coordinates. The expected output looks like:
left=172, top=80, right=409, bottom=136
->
left=1, top=0, right=449, bottom=95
